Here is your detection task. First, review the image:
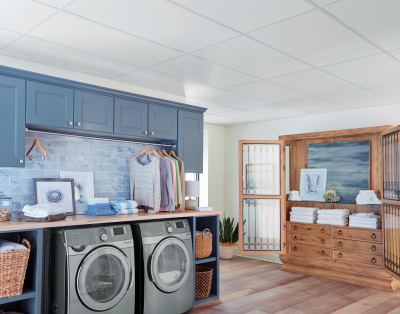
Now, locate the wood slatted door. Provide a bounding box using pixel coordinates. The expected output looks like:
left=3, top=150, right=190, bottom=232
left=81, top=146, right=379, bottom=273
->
left=382, top=126, right=400, bottom=280
left=239, top=140, right=286, bottom=255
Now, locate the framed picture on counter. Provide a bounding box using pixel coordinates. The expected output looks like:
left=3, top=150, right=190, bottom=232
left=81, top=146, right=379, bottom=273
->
left=60, top=171, right=94, bottom=215
left=33, top=178, right=76, bottom=215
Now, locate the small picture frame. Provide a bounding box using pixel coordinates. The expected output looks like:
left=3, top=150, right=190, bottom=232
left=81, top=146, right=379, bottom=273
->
left=60, top=171, right=94, bottom=215
left=33, top=178, right=76, bottom=215
left=300, top=168, right=327, bottom=202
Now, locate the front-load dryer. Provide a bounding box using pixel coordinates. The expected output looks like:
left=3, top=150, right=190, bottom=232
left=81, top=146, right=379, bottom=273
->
left=44, top=224, right=135, bottom=314
left=133, top=219, right=194, bottom=314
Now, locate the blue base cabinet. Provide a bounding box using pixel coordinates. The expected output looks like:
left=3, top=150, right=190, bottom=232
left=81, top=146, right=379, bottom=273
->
left=0, top=75, right=26, bottom=167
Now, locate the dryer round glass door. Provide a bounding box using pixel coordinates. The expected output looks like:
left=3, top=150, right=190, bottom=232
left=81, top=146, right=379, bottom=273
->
left=76, top=246, right=133, bottom=311
left=150, top=237, right=190, bottom=293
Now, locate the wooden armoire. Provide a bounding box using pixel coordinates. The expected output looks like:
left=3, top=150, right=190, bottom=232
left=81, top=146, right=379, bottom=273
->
left=238, top=125, right=400, bottom=291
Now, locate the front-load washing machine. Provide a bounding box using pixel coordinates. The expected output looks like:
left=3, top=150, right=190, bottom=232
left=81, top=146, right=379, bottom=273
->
left=44, top=224, right=135, bottom=314
left=133, top=219, right=194, bottom=314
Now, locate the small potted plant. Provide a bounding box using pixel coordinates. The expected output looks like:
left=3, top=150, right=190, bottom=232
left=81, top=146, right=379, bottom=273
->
left=219, top=215, right=243, bottom=260
left=323, top=189, right=340, bottom=202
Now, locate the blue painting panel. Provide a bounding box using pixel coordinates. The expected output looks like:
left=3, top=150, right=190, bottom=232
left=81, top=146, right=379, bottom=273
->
left=308, top=141, right=370, bottom=203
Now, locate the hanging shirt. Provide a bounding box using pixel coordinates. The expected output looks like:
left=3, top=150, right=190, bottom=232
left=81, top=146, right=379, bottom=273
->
left=174, top=156, right=186, bottom=211
left=162, top=156, right=177, bottom=209
left=168, top=156, right=182, bottom=204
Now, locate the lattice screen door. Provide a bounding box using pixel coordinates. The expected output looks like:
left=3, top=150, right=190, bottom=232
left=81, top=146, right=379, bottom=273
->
left=239, top=140, right=286, bottom=255
left=382, top=126, right=400, bottom=280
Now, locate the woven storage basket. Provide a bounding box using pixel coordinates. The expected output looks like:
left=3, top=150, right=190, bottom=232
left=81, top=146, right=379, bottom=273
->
left=196, top=228, right=212, bottom=259
left=0, top=238, right=31, bottom=298
left=195, top=266, right=213, bottom=299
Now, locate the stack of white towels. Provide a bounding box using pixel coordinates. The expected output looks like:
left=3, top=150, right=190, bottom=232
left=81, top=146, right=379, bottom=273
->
left=349, top=212, right=382, bottom=229
left=290, top=207, right=319, bottom=223
left=356, top=190, right=382, bottom=205
left=317, top=209, right=350, bottom=226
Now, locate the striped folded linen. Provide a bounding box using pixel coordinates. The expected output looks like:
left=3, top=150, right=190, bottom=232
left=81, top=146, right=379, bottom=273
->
left=291, top=207, right=319, bottom=214
left=290, top=216, right=317, bottom=224
left=317, top=219, right=348, bottom=226
left=317, top=209, right=350, bottom=215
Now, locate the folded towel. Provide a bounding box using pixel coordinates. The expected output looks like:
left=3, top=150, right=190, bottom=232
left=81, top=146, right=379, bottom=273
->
left=195, top=207, right=213, bottom=212
left=318, top=213, right=349, bottom=220
left=111, top=200, right=138, bottom=211
left=87, top=198, right=109, bottom=205
left=291, top=207, right=319, bottom=214
left=290, top=216, right=317, bottom=223
left=290, top=212, right=317, bottom=218
left=349, top=222, right=381, bottom=229
left=87, top=204, right=112, bottom=210
left=317, top=219, right=348, bottom=226
left=116, top=208, right=139, bottom=215
left=349, top=217, right=381, bottom=223
left=111, top=202, right=127, bottom=211
left=317, top=209, right=350, bottom=215
left=116, top=197, right=125, bottom=203
left=84, top=209, right=116, bottom=216
left=125, top=200, right=138, bottom=208
left=14, top=210, right=66, bottom=222
left=0, top=239, right=27, bottom=252
left=23, top=204, right=66, bottom=218
left=351, top=212, right=380, bottom=218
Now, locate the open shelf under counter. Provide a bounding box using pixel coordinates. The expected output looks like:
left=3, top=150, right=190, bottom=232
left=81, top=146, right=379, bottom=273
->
left=195, top=256, right=217, bottom=265
left=195, top=293, right=219, bottom=306
left=0, top=288, right=36, bottom=305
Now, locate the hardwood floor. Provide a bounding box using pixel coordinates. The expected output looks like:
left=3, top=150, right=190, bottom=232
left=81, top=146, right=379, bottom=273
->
left=190, top=256, right=400, bottom=314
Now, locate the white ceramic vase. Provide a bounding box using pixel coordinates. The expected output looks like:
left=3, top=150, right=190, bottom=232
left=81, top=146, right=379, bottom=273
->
left=219, top=243, right=235, bottom=260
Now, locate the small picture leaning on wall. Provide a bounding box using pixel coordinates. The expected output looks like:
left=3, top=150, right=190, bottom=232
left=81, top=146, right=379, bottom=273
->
left=300, top=168, right=327, bottom=202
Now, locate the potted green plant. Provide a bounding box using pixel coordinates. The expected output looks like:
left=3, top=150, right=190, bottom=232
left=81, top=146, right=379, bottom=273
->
left=219, top=215, right=243, bottom=260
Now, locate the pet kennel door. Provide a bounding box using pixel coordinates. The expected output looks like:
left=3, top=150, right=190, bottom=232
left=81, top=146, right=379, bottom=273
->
left=239, top=140, right=286, bottom=255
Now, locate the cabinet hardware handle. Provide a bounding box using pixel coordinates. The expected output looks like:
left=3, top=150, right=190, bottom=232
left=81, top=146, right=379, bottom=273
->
left=371, top=245, right=376, bottom=251
left=338, top=241, right=343, bottom=247
left=77, top=122, right=81, bottom=127
left=293, top=225, right=297, bottom=231
left=321, top=250, right=326, bottom=256
left=144, top=131, right=148, bottom=135
left=371, top=257, right=377, bottom=263
left=293, top=246, right=297, bottom=251
left=150, top=131, right=154, bottom=135
left=19, top=159, right=24, bottom=164
left=338, top=230, right=343, bottom=235
left=321, top=239, right=325, bottom=244
left=371, top=233, right=376, bottom=239
left=293, top=236, right=297, bottom=241
left=69, top=121, right=73, bottom=126
left=321, top=228, right=325, bottom=234
left=338, top=252, right=343, bottom=258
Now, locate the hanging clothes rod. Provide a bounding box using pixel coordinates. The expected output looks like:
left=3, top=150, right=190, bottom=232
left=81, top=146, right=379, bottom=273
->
left=25, top=128, right=176, bottom=148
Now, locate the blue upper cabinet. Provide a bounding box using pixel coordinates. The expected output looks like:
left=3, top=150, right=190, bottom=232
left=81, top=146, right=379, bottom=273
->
left=26, top=81, right=74, bottom=129
left=148, top=105, right=177, bottom=140
left=178, top=110, right=203, bottom=173
left=0, top=75, right=26, bottom=167
left=114, top=98, right=148, bottom=137
left=74, top=91, right=114, bottom=133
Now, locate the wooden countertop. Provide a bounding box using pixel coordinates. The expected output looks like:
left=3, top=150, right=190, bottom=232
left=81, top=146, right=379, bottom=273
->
left=0, top=210, right=221, bottom=232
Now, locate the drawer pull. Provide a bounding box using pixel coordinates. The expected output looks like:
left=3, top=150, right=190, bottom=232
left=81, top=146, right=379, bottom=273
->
left=321, top=239, right=325, bottom=244
left=321, top=250, right=326, bottom=256
left=338, top=230, right=343, bottom=235
left=338, top=241, right=343, bottom=247
left=371, top=257, right=377, bottom=264
left=321, top=228, right=325, bottom=234
left=293, top=225, right=298, bottom=231
left=293, top=236, right=298, bottom=241
left=293, top=246, right=297, bottom=251
left=338, top=252, right=343, bottom=258
left=371, top=245, right=376, bottom=251
left=371, top=233, right=376, bottom=239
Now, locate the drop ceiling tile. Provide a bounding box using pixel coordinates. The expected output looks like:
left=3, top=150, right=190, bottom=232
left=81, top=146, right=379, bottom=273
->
left=270, top=69, right=360, bottom=96
left=326, top=0, right=400, bottom=51
left=247, top=104, right=309, bottom=118
left=204, top=113, right=247, bottom=125
left=280, top=98, right=350, bottom=113
left=323, top=54, right=400, bottom=88
left=248, top=10, right=380, bottom=66
left=0, top=0, right=56, bottom=33
left=150, top=55, right=256, bottom=89
left=36, top=0, right=72, bottom=7
left=185, top=98, right=232, bottom=114
left=116, top=69, right=215, bottom=96
left=28, top=12, right=182, bottom=67
left=390, top=49, right=400, bottom=61
left=227, top=81, right=308, bottom=103
left=65, top=0, right=237, bottom=52
left=192, top=36, right=311, bottom=79
left=171, top=0, right=313, bottom=33
left=2, top=36, right=139, bottom=78
left=0, top=29, right=20, bottom=49
left=191, top=89, right=268, bottom=109
left=323, top=90, right=396, bottom=108
left=311, top=0, right=339, bottom=6
left=371, top=84, right=400, bottom=102
left=218, top=109, right=276, bottom=122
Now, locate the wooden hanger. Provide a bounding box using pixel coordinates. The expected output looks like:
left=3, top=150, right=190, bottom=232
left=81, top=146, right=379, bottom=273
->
left=26, top=134, right=48, bottom=157
left=134, top=147, right=153, bottom=159
left=169, top=150, right=178, bottom=158
left=161, top=149, right=169, bottom=157
left=148, top=148, right=159, bottom=156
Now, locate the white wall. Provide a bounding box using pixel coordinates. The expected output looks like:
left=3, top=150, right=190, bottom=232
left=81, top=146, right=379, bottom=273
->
left=223, top=103, right=400, bottom=263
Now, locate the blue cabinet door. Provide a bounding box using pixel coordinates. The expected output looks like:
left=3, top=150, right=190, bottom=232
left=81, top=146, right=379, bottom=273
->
left=148, top=105, right=177, bottom=140
left=114, top=98, right=148, bottom=137
left=178, top=111, right=203, bottom=173
left=0, top=75, right=26, bottom=167
left=26, top=81, right=74, bottom=129
left=74, top=91, right=114, bottom=133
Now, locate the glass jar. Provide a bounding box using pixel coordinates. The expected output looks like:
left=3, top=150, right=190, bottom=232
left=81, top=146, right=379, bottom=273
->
left=0, top=192, right=12, bottom=221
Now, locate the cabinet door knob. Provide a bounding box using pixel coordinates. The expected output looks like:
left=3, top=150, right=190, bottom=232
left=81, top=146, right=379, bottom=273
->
left=293, top=236, right=297, bottom=241
left=150, top=131, right=154, bottom=135
left=144, top=131, right=148, bottom=135
left=69, top=121, right=73, bottom=126
left=338, top=230, right=343, bottom=235
left=338, top=241, right=343, bottom=247
left=338, top=252, right=343, bottom=258
left=77, top=122, right=81, bottom=127
left=371, top=233, right=376, bottom=239
left=321, top=239, right=325, bottom=244
left=371, top=245, right=376, bottom=251
left=293, top=246, right=297, bottom=251
left=321, top=250, right=326, bottom=256
left=321, top=228, right=325, bottom=234
left=371, top=257, right=377, bottom=263
left=19, top=159, right=24, bottom=164
left=293, top=225, right=297, bottom=231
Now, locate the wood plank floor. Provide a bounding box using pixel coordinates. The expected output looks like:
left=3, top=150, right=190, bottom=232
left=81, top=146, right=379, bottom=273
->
left=190, top=256, right=400, bottom=314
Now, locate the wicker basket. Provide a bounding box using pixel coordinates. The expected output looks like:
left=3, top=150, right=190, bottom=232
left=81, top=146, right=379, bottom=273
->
left=195, top=266, right=213, bottom=299
left=196, top=228, right=212, bottom=259
left=0, top=238, right=31, bottom=299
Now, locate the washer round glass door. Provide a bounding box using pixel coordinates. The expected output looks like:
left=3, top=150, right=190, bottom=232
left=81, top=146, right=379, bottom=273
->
left=150, top=237, right=190, bottom=293
left=76, top=246, right=131, bottom=311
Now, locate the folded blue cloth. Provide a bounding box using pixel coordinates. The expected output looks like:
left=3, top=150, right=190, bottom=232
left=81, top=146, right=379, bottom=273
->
left=116, top=197, right=125, bottom=203
left=84, top=209, right=116, bottom=216
left=87, top=204, right=112, bottom=210
left=114, top=208, right=134, bottom=215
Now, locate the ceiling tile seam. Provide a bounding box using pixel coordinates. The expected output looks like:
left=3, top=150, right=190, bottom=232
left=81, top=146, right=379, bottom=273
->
left=29, top=0, right=73, bottom=9
left=305, top=0, right=400, bottom=63
left=308, top=0, right=343, bottom=7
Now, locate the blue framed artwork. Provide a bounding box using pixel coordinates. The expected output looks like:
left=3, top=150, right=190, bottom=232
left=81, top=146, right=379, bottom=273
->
left=308, top=141, right=370, bottom=203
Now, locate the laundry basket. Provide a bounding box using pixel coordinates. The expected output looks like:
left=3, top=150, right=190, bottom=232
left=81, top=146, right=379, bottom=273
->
left=0, top=238, right=31, bottom=298
left=195, top=266, right=213, bottom=299
left=196, top=229, right=212, bottom=259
